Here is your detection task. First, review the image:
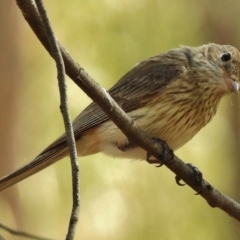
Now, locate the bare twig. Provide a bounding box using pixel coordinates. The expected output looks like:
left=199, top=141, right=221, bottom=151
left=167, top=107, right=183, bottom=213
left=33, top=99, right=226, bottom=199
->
left=35, top=1, right=79, bottom=239
left=0, top=222, right=53, bottom=240
left=15, top=0, right=240, bottom=224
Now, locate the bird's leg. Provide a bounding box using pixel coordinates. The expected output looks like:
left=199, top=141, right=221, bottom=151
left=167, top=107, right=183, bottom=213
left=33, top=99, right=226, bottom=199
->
left=146, top=138, right=174, bottom=167
left=117, top=140, right=137, bottom=152
left=117, top=137, right=174, bottom=167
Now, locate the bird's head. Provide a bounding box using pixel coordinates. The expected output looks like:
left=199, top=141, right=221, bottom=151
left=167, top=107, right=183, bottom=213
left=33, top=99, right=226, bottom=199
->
left=202, top=43, right=240, bottom=94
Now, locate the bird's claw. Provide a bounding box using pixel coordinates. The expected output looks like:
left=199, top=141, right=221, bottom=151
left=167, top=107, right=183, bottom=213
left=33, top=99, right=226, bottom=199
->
left=175, top=163, right=203, bottom=195
left=175, top=175, right=185, bottom=186
left=146, top=138, right=173, bottom=166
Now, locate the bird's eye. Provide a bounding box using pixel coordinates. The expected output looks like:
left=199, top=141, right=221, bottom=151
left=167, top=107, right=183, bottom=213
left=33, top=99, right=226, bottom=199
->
left=221, top=52, right=231, bottom=62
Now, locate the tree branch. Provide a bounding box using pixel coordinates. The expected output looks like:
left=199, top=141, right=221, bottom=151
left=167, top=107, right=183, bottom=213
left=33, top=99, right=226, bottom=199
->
left=34, top=1, right=79, bottom=239
left=15, top=0, right=240, bottom=223
left=0, top=222, right=53, bottom=240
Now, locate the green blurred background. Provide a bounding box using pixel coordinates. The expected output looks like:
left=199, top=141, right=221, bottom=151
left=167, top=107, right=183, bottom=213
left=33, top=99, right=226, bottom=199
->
left=1, top=0, right=240, bottom=239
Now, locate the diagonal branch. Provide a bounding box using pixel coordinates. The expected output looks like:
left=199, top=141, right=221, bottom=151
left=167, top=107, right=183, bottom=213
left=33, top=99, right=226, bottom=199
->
left=15, top=0, right=240, bottom=222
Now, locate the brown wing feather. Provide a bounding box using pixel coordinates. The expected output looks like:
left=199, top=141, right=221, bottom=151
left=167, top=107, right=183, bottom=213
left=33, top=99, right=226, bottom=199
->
left=43, top=48, right=190, bottom=153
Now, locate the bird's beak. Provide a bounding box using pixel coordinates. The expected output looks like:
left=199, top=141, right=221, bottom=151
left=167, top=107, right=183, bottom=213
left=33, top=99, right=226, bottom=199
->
left=232, top=80, right=239, bottom=93
left=223, top=71, right=239, bottom=94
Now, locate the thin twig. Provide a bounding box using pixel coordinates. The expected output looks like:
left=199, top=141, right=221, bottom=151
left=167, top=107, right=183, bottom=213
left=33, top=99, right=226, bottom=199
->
left=35, top=1, right=79, bottom=239
left=15, top=0, right=240, bottom=223
left=0, top=222, right=53, bottom=240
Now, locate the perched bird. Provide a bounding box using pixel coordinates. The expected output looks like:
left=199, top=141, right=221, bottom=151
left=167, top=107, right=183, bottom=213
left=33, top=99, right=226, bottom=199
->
left=0, top=43, right=239, bottom=191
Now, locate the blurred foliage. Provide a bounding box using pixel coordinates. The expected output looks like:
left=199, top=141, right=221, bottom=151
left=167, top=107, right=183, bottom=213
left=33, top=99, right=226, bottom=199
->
left=1, top=0, right=240, bottom=239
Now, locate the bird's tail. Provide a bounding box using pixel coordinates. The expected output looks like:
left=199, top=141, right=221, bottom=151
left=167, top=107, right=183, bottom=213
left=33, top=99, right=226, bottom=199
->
left=0, top=142, right=68, bottom=192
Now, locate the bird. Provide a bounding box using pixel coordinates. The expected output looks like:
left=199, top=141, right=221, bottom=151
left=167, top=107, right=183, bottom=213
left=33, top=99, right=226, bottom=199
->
left=0, top=43, right=239, bottom=192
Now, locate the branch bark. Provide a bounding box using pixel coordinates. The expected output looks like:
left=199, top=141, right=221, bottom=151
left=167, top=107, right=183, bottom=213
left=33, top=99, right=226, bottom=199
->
left=15, top=0, right=240, bottom=225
